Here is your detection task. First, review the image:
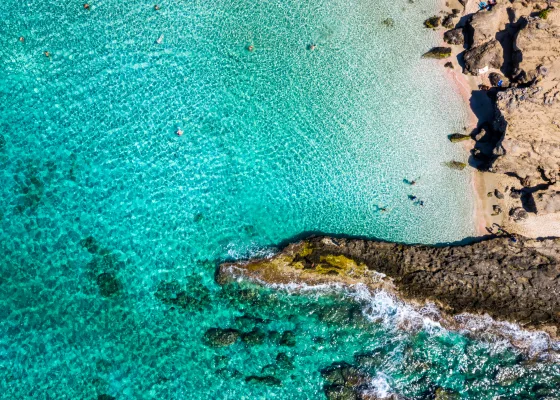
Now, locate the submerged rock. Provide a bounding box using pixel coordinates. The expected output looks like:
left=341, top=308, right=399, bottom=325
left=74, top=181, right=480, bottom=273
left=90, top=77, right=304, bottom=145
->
left=203, top=328, right=240, bottom=347
left=241, top=328, right=266, bottom=345
left=279, top=330, right=296, bottom=347
left=422, top=47, right=452, bottom=59
left=444, top=161, right=467, bottom=170
left=245, top=375, right=282, bottom=386
left=96, top=272, right=121, bottom=297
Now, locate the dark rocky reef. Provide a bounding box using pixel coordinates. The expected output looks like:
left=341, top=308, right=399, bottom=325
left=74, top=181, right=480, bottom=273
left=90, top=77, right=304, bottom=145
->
left=218, top=236, right=560, bottom=338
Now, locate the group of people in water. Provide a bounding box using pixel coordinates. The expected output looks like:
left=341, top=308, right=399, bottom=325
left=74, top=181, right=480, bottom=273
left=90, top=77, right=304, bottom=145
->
left=376, top=178, right=425, bottom=213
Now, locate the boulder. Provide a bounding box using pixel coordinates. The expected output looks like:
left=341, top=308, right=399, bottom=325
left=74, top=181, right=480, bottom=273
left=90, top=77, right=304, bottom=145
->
left=448, top=133, right=471, bottom=142
left=424, top=16, right=441, bottom=28
left=422, top=47, right=452, bottom=59
left=468, top=4, right=508, bottom=47
left=203, top=328, right=240, bottom=347
left=510, top=207, right=529, bottom=221
left=463, top=39, right=504, bottom=75
left=442, top=15, right=455, bottom=29
left=444, top=61, right=454, bottom=68
left=494, top=189, right=504, bottom=199
left=444, top=28, right=464, bottom=45
left=489, top=72, right=509, bottom=87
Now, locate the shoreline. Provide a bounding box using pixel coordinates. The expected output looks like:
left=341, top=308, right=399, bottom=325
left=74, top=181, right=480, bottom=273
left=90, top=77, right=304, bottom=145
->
left=218, top=236, right=560, bottom=348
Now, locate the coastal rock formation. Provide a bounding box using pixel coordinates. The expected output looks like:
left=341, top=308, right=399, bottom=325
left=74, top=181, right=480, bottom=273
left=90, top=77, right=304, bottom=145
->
left=217, top=236, right=560, bottom=338
left=463, top=39, right=504, bottom=75
left=422, top=47, right=452, bottom=59
left=467, top=4, right=508, bottom=47
left=443, top=28, right=464, bottom=45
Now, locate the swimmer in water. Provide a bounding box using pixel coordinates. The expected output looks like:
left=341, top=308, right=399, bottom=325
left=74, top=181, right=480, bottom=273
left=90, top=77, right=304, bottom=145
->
left=44, top=51, right=51, bottom=57
left=19, top=36, right=25, bottom=43
left=154, top=4, right=160, bottom=10
left=308, top=44, right=316, bottom=51
left=84, top=3, right=90, bottom=9
left=176, top=128, right=184, bottom=136
left=247, top=44, right=254, bottom=52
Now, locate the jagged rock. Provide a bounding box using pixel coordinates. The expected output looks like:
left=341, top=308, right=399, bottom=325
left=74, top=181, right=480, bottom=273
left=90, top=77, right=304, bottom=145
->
left=97, top=272, right=121, bottom=297
left=448, top=133, right=471, bottom=142
left=444, top=61, right=454, bottom=69
left=463, top=39, right=504, bottom=75
left=424, top=16, right=441, bottom=28
left=468, top=4, right=508, bottom=47
left=489, top=72, right=509, bottom=87
left=324, top=385, right=358, bottom=400
left=320, top=361, right=370, bottom=388
left=489, top=12, right=560, bottom=188
left=444, top=161, right=467, bottom=170
left=422, top=47, right=452, bottom=59
left=492, top=204, right=502, bottom=215
left=510, top=207, right=529, bottom=221
left=510, top=188, right=522, bottom=199
left=442, top=15, right=455, bottom=29
left=217, top=236, right=560, bottom=336
left=444, top=28, right=464, bottom=45
left=203, top=328, right=240, bottom=347
left=494, top=189, right=504, bottom=199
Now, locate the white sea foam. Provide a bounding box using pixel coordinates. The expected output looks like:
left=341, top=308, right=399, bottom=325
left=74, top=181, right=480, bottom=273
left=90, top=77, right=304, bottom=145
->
left=238, top=276, right=560, bottom=358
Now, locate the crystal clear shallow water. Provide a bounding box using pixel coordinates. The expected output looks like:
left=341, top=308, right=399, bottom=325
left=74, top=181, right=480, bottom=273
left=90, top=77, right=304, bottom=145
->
left=1, top=0, right=558, bottom=398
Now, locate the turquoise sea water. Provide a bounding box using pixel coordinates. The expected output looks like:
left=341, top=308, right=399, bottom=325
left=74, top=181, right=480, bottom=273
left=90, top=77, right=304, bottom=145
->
left=1, top=0, right=559, bottom=398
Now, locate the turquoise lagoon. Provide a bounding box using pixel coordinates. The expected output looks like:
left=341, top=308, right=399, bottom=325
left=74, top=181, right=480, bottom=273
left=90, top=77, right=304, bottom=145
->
left=1, top=0, right=559, bottom=398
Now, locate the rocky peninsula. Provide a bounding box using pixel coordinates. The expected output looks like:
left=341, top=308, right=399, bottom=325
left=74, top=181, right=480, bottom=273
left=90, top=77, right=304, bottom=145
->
left=218, top=236, right=560, bottom=338
left=430, top=0, right=560, bottom=237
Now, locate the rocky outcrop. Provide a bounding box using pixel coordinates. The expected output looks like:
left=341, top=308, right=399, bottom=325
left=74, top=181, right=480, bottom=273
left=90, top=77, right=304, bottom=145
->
left=468, top=4, right=508, bottom=47
left=463, top=39, right=504, bottom=75
left=218, top=236, right=560, bottom=338
left=443, top=28, right=464, bottom=45
left=422, top=47, right=452, bottom=59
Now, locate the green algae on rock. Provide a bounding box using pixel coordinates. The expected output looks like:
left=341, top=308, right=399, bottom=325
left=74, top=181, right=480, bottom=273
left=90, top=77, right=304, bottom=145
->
left=444, top=160, right=467, bottom=170
left=424, top=16, right=441, bottom=28
left=218, top=236, right=560, bottom=338
left=422, top=47, right=452, bottom=59
left=448, top=133, right=471, bottom=143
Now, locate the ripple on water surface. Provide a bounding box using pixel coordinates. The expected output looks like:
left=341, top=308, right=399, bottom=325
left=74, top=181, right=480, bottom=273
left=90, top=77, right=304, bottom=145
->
left=2, top=0, right=556, bottom=398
